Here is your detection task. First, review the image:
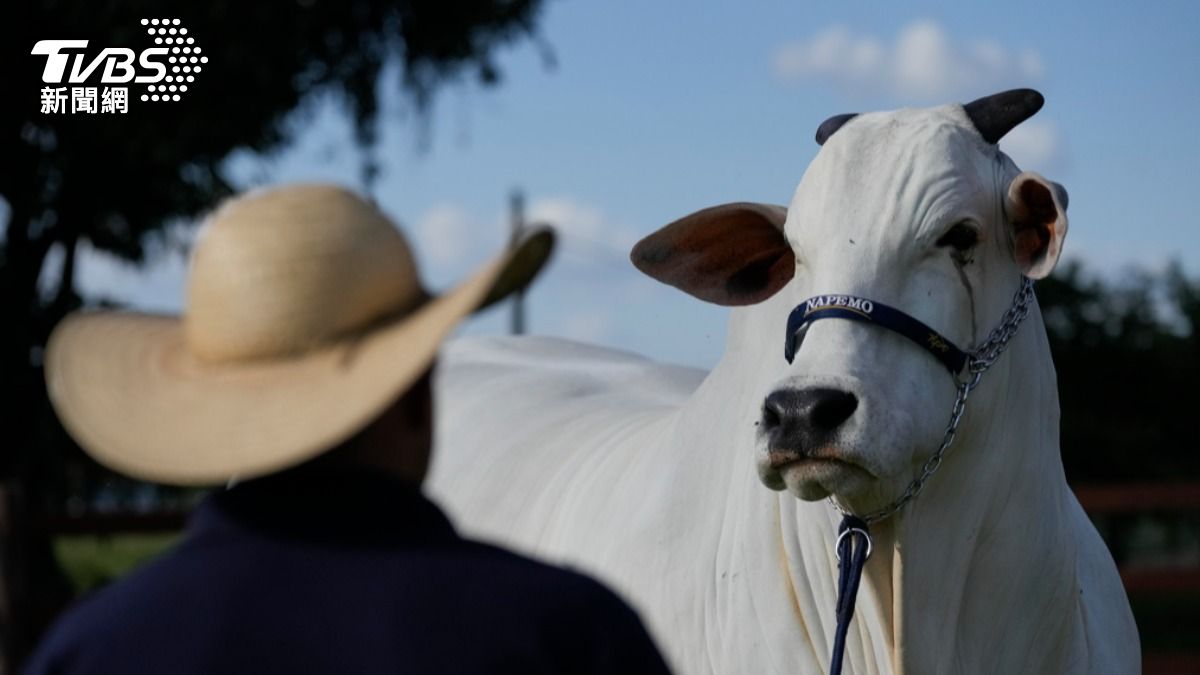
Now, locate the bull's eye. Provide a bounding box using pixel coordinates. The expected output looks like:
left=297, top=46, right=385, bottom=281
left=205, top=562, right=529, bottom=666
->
left=936, top=222, right=979, bottom=253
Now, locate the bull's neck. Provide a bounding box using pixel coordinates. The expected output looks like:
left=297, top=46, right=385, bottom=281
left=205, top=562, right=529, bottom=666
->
left=887, top=314, right=1080, bottom=673
left=808, top=310, right=1079, bottom=674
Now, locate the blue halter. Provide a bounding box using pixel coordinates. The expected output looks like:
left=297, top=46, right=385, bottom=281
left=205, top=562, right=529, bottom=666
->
left=784, top=294, right=969, bottom=375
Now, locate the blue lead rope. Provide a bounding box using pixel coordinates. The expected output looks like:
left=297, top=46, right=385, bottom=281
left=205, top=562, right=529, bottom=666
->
left=784, top=298, right=948, bottom=674
left=830, top=515, right=872, bottom=675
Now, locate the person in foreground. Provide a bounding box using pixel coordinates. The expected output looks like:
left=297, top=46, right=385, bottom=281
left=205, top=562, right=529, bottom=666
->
left=26, top=184, right=672, bottom=675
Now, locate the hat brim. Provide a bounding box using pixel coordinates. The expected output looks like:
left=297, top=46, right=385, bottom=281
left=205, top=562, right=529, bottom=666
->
left=45, top=228, right=555, bottom=486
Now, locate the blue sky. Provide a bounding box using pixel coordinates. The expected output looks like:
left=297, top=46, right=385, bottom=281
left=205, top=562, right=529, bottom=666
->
left=70, top=1, right=1200, bottom=368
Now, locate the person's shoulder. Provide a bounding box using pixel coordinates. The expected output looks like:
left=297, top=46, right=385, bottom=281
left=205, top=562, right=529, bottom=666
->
left=23, top=543, right=197, bottom=673
left=23, top=579, right=114, bottom=671
left=456, top=538, right=623, bottom=603
left=450, top=539, right=673, bottom=673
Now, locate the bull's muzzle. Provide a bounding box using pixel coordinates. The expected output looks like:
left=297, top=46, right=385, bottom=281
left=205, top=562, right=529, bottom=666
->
left=761, top=387, right=858, bottom=459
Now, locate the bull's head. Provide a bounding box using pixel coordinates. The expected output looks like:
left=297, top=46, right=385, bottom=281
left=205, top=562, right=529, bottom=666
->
left=631, top=89, right=1068, bottom=514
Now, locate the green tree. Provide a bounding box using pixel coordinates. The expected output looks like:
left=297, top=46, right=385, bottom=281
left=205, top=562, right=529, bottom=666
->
left=1037, top=261, right=1200, bottom=483
left=1, top=1, right=547, bottom=667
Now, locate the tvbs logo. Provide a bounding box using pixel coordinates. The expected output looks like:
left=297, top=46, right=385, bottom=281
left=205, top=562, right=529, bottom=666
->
left=32, top=40, right=168, bottom=84
left=32, top=19, right=206, bottom=112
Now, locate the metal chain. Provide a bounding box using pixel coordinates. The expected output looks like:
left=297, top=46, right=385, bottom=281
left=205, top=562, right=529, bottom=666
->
left=966, top=277, right=1035, bottom=375
left=830, top=277, right=1035, bottom=524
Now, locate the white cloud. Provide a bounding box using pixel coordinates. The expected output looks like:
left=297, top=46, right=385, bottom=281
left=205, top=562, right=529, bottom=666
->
left=773, top=20, right=1044, bottom=102
left=414, top=203, right=482, bottom=268
left=528, top=197, right=606, bottom=242
left=527, top=196, right=638, bottom=268
left=75, top=239, right=188, bottom=313
left=999, top=119, right=1063, bottom=170
left=406, top=195, right=643, bottom=298
left=411, top=196, right=639, bottom=279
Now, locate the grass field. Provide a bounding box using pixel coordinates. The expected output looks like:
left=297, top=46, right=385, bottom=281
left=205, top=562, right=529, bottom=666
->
left=54, top=533, right=180, bottom=594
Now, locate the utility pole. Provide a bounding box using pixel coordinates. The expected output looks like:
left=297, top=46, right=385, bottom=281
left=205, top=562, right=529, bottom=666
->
left=509, top=189, right=526, bottom=335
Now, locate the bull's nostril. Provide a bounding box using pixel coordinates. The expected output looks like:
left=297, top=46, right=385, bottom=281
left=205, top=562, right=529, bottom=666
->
left=810, top=390, right=858, bottom=431
left=762, top=391, right=787, bottom=430
left=761, top=387, right=857, bottom=441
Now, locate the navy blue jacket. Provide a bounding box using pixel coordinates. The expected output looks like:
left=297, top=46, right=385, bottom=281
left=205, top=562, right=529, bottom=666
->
left=25, top=466, right=672, bottom=674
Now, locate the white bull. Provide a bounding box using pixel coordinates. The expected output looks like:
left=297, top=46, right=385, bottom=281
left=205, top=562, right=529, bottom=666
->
left=427, top=90, right=1140, bottom=674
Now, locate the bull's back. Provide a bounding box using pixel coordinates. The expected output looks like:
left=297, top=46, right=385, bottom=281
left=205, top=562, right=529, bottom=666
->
left=428, top=335, right=705, bottom=565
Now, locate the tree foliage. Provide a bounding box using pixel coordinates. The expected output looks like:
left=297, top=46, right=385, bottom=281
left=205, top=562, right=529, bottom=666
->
left=1038, top=261, right=1200, bottom=483
left=0, top=2, right=546, bottom=667
left=2, top=0, right=546, bottom=478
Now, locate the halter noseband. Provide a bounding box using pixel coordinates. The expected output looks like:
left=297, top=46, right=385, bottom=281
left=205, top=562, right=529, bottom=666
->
left=785, top=295, right=969, bottom=376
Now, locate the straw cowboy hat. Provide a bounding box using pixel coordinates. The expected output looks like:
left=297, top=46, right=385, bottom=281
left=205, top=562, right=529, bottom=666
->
left=45, top=183, right=555, bottom=486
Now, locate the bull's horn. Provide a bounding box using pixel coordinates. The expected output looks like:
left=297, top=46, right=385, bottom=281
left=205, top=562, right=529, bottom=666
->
left=962, top=89, right=1044, bottom=144
left=815, top=113, right=857, bottom=145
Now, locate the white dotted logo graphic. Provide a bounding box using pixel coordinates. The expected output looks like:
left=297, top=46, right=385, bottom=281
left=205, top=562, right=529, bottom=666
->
left=139, top=18, right=206, bottom=103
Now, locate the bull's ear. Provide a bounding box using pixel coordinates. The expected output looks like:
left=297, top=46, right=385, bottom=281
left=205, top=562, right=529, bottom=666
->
left=631, top=202, right=793, bottom=306
left=1005, top=172, right=1068, bottom=279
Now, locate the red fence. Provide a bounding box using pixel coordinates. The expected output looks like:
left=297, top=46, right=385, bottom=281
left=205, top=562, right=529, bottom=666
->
left=1074, top=483, right=1200, bottom=515
left=1074, top=483, right=1200, bottom=675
